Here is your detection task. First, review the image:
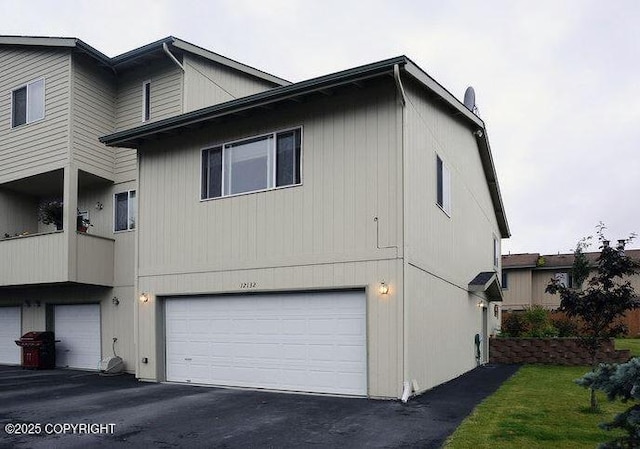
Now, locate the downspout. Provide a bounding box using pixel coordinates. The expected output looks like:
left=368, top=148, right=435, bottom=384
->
left=394, top=63, right=412, bottom=403
left=393, top=64, right=406, bottom=106
left=162, top=42, right=185, bottom=72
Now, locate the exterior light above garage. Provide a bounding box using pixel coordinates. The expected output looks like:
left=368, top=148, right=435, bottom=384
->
left=379, top=282, right=389, bottom=295
left=139, top=293, right=149, bottom=303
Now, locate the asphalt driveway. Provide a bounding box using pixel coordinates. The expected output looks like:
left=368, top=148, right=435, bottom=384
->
left=0, top=364, right=518, bottom=449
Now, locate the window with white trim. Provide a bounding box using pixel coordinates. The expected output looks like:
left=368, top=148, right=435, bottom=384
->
left=201, top=128, right=302, bottom=199
left=554, top=272, right=573, bottom=288
left=114, top=190, right=136, bottom=232
left=493, top=237, right=500, bottom=268
left=12, top=79, right=45, bottom=128
left=436, top=155, right=451, bottom=215
left=142, top=81, right=151, bottom=122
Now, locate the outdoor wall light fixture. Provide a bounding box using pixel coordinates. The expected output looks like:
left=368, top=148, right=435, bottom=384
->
left=112, top=296, right=120, bottom=306
left=379, top=282, right=389, bottom=295
left=95, top=202, right=103, bottom=210
left=139, top=293, right=149, bottom=303
left=477, top=300, right=487, bottom=309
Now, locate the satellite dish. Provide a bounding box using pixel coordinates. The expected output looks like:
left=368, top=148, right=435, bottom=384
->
left=463, top=86, right=476, bottom=111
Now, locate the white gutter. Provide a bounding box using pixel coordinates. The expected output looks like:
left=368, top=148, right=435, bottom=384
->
left=163, top=42, right=185, bottom=72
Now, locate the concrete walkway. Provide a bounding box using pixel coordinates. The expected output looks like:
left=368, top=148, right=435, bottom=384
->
left=0, top=364, right=518, bottom=448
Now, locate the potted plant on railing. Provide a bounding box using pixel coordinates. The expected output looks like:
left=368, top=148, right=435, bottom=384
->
left=37, top=199, right=63, bottom=231
left=38, top=200, right=92, bottom=232
left=77, top=214, right=91, bottom=233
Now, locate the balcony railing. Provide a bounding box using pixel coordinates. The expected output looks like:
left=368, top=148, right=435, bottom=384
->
left=0, top=231, right=114, bottom=287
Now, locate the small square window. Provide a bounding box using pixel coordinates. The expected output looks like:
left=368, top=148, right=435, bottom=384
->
left=114, top=190, right=136, bottom=232
left=12, top=79, right=45, bottom=128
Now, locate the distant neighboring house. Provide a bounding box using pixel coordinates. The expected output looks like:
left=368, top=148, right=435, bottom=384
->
left=1, top=35, right=510, bottom=400
left=502, top=249, right=640, bottom=311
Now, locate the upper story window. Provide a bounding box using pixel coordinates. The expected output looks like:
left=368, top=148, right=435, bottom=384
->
left=436, top=155, right=451, bottom=215
left=114, top=190, right=136, bottom=232
left=493, top=237, right=500, bottom=268
left=142, top=80, right=151, bottom=122
left=501, top=271, right=508, bottom=289
left=201, top=128, right=302, bottom=200
left=12, top=79, right=45, bottom=128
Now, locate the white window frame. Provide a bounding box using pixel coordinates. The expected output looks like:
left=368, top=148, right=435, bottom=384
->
left=554, top=272, right=573, bottom=288
left=493, top=236, right=500, bottom=268
left=113, top=190, right=136, bottom=232
left=436, top=154, right=451, bottom=216
left=200, top=126, right=303, bottom=201
left=11, top=78, right=45, bottom=128
left=142, top=80, right=151, bottom=122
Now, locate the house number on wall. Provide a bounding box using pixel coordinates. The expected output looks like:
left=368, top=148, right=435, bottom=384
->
left=240, top=282, right=257, bottom=289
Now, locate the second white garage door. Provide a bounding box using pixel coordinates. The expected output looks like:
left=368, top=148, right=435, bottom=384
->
left=55, top=304, right=101, bottom=370
left=165, top=291, right=367, bottom=396
left=0, top=307, right=21, bottom=365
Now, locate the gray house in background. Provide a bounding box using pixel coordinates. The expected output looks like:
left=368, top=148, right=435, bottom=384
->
left=1, top=35, right=509, bottom=400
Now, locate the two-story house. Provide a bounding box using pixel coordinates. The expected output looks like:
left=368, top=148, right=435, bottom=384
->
left=101, top=55, right=510, bottom=399
left=1, top=35, right=509, bottom=400
left=0, top=36, right=287, bottom=372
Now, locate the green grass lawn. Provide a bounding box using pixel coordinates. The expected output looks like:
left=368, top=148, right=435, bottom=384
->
left=615, top=338, right=640, bottom=357
left=444, top=365, right=628, bottom=449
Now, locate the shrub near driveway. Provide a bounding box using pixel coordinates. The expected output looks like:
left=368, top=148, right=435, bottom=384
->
left=444, top=366, right=627, bottom=449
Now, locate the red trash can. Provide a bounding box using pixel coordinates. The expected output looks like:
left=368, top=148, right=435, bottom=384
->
left=15, top=332, right=56, bottom=369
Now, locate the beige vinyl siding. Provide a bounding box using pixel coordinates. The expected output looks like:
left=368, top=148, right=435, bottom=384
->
left=183, top=54, right=277, bottom=112
left=136, top=79, right=404, bottom=397
left=76, top=233, right=114, bottom=286
left=403, top=78, right=502, bottom=392
left=0, top=188, right=38, bottom=236
left=0, top=232, right=67, bottom=286
left=0, top=48, right=71, bottom=184
left=71, top=55, right=116, bottom=181
left=502, top=269, right=533, bottom=310
left=114, top=147, right=137, bottom=183
left=532, top=270, right=563, bottom=308
left=138, top=260, right=403, bottom=398
left=12, top=285, right=135, bottom=373
left=77, top=180, right=136, bottom=287
left=115, top=62, right=183, bottom=131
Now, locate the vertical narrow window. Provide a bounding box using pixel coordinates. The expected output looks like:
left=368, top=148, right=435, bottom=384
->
left=142, top=81, right=151, bottom=122
left=276, top=129, right=301, bottom=186
left=494, top=237, right=500, bottom=267
left=436, top=155, right=451, bottom=215
left=501, top=271, right=508, bottom=289
left=201, top=147, right=222, bottom=199
left=114, top=190, right=136, bottom=232
left=12, top=87, right=27, bottom=127
left=12, top=79, right=45, bottom=128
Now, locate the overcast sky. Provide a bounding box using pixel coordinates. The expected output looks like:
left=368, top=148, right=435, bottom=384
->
left=4, top=0, right=639, bottom=255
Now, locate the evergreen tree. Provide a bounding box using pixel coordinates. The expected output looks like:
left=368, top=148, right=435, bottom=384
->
left=578, top=358, right=640, bottom=448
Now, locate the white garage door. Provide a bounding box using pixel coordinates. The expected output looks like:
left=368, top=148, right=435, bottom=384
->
left=55, top=304, right=101, bottom=370
left=165, top=291, right=367, bottom=396
left=0, top=307, right=21, bottom=365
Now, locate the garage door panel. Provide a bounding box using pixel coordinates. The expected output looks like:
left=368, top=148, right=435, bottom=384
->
left=0, top=307, right=21, bottom=365
left=165, top=291, right=367, bottom=395
left=55, top=305, right=101, bottom=370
